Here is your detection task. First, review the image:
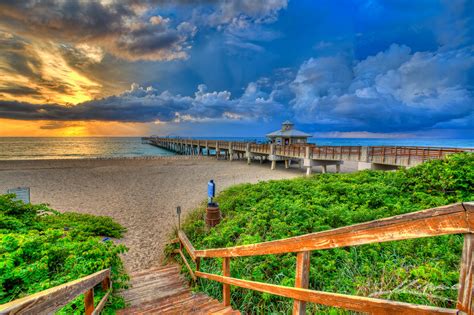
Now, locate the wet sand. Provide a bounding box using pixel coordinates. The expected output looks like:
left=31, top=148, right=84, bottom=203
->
left=0, top=157, right=357, bottom=271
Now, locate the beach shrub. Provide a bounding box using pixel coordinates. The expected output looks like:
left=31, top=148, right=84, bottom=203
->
left=178, top=152, right=474, bottom=314
left=0, top=195, right=128, bottom=313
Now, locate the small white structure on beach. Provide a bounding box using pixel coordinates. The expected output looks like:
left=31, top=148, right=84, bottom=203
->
left=266, top=121, right=310, bottom=145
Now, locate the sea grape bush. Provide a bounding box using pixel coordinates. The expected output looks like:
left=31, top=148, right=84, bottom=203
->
left=180, top=153, right=474, bottom=314
left=0, top=195, right=128, bottom=313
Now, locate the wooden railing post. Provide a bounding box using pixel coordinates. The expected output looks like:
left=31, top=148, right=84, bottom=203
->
left=293, top=251, right=310, bottom=314
left=102, top=276, right=110, bottom=291
left=457, top=233, right=474, bottom=314
left=84, top=288, right=94, bottom=315
left=223, top=257, right=231, bottom=306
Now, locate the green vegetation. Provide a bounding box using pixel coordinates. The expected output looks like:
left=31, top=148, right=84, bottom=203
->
left=0, top=195, right=128, bottom=313
left=178, top=153, right=474, bottom=314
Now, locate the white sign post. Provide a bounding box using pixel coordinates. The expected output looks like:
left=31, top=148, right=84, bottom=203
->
left=7, top=187, right=30, bottom=204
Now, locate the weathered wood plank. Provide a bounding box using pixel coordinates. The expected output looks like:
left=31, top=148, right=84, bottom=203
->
left=84, top=288, right=94, bottom=315
left=0, top=269, right=110, bottom=315
left=101, top=277, right=110, bottom=291
left=464, top=202, right=474, bottom=237
left=223, top=257, right=231, bottom=307
left=293, top=251, right=310, bottom=315
left=195, top=271, right=457, bottom=315
left=195, top=203, right=469, bottom=257
left=457, top=233, right=474, bottom=314
left=178, top=230, right=196, bottom=261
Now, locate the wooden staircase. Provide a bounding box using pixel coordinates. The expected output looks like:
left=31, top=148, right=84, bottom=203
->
left=117, top=264, right=240, bottom=314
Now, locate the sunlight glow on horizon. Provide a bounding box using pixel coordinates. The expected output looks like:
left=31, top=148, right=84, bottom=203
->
left=0, top=119, right=150, bottom=137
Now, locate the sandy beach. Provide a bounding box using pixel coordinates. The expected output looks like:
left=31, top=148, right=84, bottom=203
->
left=0, top=157, right=357, bottom=271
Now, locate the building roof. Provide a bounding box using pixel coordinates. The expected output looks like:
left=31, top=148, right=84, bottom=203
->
left=266, top=129, right=311, bottom=137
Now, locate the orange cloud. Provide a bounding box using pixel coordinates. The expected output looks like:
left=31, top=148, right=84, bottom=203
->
left=0, top=36, right=102, bottom=105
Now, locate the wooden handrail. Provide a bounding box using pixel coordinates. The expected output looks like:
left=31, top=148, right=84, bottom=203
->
left=176, top=202, right=474, bottom=314
left=195, top=271, right=456, bottom=315
left=0, top=269, right=111, bottom=315
left=193, top=202, right=473, bottom=258
left=178, top=230, right=196, bottom=260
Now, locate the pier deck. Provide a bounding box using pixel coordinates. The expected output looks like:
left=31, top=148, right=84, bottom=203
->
left=143, top=137, right=472, bottom=175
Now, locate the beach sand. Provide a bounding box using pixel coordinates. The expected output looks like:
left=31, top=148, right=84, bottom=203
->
left=0, top=157, right=358, bottom=271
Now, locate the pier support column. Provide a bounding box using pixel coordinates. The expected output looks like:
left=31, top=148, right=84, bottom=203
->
left=269, top=144, right=277, bottom=170
left=228, top=142, right=233, bottom=161
left=246, top=143, right=251, bottom=165
left=336, top=164, right=341, bottom=173
left=285, top=160, right=289, bottom=169
left=321, top=165, right=327, bottom=173
left=304, top=146, right=313, bottom=177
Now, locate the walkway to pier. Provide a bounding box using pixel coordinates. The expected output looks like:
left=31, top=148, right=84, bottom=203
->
left=143, top=137, right=471, bottom=175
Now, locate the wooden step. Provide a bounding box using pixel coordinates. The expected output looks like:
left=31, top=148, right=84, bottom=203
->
left=118, top=264, right=240, bottom=315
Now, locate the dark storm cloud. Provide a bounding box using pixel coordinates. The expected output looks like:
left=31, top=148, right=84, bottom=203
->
left=0, top=82, right=282, bottom=123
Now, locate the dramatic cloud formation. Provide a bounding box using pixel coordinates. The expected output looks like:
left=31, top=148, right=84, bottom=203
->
left=0, top=81, right=283, bottom=123
left=1, top=43, right=472, bottom=134
left=0, top=1, right=473, bottom=137
left=0, top=1, right=197, bottom=61
left=290, top=44, right=474, bottom=132
left=0, top=30, right=102, bottom=104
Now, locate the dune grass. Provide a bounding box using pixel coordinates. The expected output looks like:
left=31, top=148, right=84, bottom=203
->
left=175, top=153, right=474, bottom=314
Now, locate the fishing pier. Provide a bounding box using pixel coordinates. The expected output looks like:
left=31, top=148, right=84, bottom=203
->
left=143, top=136, right=470, bottom=175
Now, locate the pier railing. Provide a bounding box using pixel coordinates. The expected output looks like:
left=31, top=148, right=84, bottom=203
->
left=0, top=269, right=112, bottom=315
left=175, top=202, right=474, bottom=314
left=312, top=145, right=363, bottom=161
left=368, top=146, right=469, bottom=165
left=274, top=144, right=308, bottom=158
left=145, top=137, right=473, bottom=167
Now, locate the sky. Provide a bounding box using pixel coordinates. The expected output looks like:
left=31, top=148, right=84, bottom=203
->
left=0, top=0, right=473, bottom=137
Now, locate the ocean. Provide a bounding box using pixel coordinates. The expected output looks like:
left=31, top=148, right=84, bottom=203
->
left=0, top=137, right=473, bottom=160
